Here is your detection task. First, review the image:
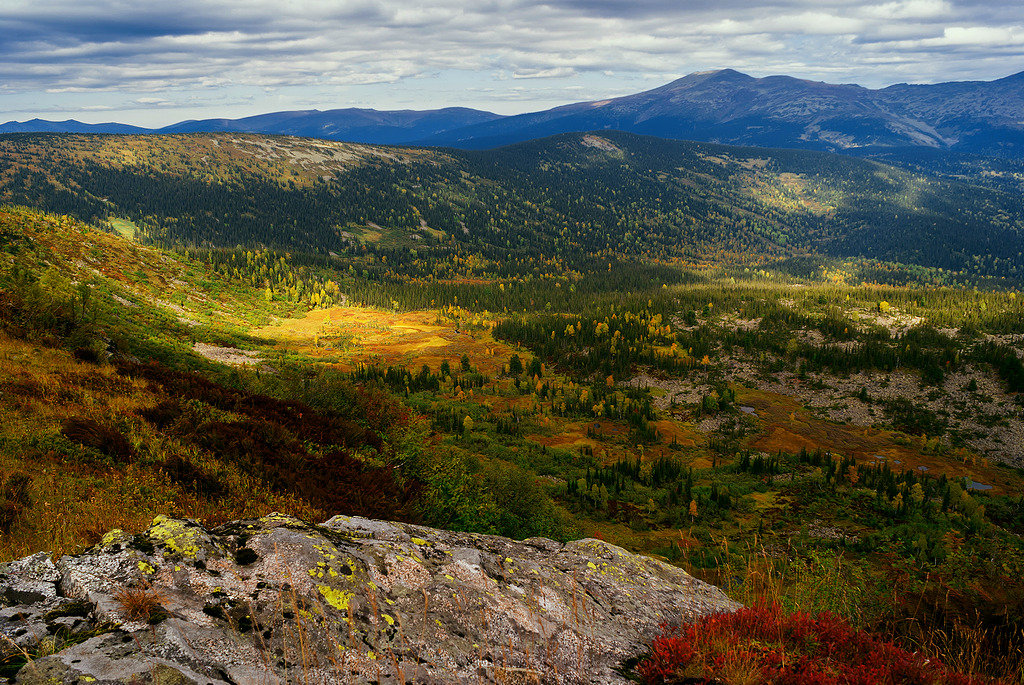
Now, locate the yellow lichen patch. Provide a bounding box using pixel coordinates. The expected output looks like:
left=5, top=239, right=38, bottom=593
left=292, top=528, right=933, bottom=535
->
left=411, top=537, right=428, bottom=546
left=148, top=515, right=203, bottom=558
left=312, top=542, right=339, bottom=561
left=101, top=529, right=126, bottom=547
left=318, top=585, right=353, bottom=611
left=382, top=613, right=395, bottom=626
left=262, top=512, right=298, bottom=524
left=137, top=561, right=156, bottom=575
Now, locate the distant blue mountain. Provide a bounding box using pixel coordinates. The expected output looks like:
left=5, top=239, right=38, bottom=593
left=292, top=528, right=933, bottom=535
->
left=3, top=70, right=1023, bottom=157
left=0, top=118, right=150, bottom=134
left=156, top=107, right=503, bottom=144
left=417, top=69, right=1024, bottom=157
left=0, top=108, right=504, bottom=144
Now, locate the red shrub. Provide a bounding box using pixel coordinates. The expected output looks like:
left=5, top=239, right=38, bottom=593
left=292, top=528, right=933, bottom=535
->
left=637, top=603, right=997, bottom=685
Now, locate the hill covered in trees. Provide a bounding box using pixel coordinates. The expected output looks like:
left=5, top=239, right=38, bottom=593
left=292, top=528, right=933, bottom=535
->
left=1, top=130, right=1022, bottom=284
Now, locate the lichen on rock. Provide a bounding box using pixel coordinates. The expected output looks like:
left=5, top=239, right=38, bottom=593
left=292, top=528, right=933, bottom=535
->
left=2, top=513, right=740, bottom=684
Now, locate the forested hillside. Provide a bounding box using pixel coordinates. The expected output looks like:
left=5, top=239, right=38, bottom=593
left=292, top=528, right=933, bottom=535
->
left=2, top=131, right=1022, bottom=283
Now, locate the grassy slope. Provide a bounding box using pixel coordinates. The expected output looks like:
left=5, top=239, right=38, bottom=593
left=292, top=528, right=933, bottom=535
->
left=0, top=206, right=422, bottom=558
left=0, top=331, right=322, bottom=559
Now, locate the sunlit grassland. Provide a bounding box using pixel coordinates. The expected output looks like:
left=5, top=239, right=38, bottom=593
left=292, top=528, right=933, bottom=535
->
left=105, top=216, right=137, bottom=241
left=253, top=303, right=519, bottom=375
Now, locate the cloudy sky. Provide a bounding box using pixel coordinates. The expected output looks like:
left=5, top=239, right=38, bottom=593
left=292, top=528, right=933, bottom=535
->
left=2, top=0, right=1022, bottom=126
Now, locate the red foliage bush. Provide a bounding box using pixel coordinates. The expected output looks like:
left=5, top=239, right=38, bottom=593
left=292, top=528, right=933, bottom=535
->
left=638, top=603, right=996, bottom=685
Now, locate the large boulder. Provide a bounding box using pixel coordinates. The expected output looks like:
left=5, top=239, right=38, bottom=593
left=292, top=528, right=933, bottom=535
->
left=3, top=514, right=739, bottom=684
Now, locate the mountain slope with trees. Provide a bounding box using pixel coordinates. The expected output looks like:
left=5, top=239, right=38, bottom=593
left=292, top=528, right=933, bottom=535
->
left=2, top=138, right=1024, bottom=682
left=1, top=130, right=1022, bottom=283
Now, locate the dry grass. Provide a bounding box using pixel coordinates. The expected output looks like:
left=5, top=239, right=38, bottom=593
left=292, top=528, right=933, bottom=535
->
left=0, top=331, right=325, bottom=561
left=113, top=582, right=166, bottom=623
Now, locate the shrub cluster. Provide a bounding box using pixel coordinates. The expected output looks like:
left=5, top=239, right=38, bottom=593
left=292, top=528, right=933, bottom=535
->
left=637, top=603, right=995, bottom=685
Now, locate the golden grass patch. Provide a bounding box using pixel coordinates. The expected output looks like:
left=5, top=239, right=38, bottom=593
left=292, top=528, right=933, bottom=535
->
left=255, top=305, right=520, bottom=374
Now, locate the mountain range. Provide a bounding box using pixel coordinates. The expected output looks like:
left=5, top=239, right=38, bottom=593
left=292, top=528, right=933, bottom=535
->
left=4, top=69, right=1024, bottom=157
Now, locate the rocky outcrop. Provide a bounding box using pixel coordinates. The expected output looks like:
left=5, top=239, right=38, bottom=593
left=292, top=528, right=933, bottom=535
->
left=1, top=514, right=739, bottom=684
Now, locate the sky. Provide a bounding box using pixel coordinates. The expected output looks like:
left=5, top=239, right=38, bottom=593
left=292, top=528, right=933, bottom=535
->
left=2, top=0, right=1023, bottom=127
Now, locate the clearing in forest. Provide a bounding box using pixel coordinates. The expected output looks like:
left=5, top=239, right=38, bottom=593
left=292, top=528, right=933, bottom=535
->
left=254, top=305, right=520, bottom=373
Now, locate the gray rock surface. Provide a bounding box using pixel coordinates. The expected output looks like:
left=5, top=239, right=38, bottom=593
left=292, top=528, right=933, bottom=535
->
left=0, top=552, right=97, bottom=658
left=2, top=513, right=739, bottom=684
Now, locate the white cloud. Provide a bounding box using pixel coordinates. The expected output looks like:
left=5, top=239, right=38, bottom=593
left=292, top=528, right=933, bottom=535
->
left=935, top=25, right=1023, bottom=46
left=513, top=67, right=578, bottom=79
left=861, top=0, right=951, bottom=20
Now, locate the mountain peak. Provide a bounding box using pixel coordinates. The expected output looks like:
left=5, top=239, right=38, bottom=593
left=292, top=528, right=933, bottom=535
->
left=654, top=68, right=756, bottom=92
left=705, top=68, right=750, bottom=79
left=995, top=70, right=1024, bottom=83
left=686, top=68, right=752, bottom=82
